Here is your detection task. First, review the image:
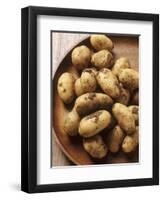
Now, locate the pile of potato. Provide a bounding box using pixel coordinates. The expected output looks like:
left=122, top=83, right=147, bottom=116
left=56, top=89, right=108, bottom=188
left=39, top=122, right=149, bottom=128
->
left=57, top=34, right=139, bottom=160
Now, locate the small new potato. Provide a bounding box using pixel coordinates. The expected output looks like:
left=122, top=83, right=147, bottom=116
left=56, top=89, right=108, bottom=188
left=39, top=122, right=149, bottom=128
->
left=107, top=125, right=125, bottom=153
left=83, top=135, right=108, bottom=158
left=97, top=68, right=120, bottom=99
left=71, top=45, right=91, bottom=70
left=122, top=127, right=139, bottom=153
left=75, top=92, right=113, bottom=116
left=57, top=72, right=75, bottom=104
left=74, top=78, right=85, bottom=97
left=80, top=68, right=97, bottom=93
left=131, top=90, right=139, bottom=105
left=91, top=50, right=113, bottom=69
left=115, top=83, right=130, bottom=105
left=112, top=57, right=130, bottom=77
left=128, top=105, right=139, bottom=125
left=79, top=110, right=111, bottom=137
left=83, top=67, right=98, bottom=76
left=112, top=103, right=136, bottom=134
left=118, top=68, right=139, bottom=91
left=90, top=35, right=114, bottom=51
left=64, top=109, right=80, bottom=136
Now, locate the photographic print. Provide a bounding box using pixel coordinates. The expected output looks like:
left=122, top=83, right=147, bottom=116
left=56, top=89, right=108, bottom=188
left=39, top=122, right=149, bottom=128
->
left=52, top=32, right=139, bottom=166
left=21, top=6, right=159, bottom=193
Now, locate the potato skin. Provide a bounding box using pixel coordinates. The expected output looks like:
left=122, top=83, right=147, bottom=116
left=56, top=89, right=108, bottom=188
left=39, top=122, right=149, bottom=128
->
left=119, top=68, right=139, bottom=91
left=64, top=109, right=80, bottom=136
left=89, top=67, right=98, bottom=76
left=74, top=78, right=85, bottom=97
left=75, top=92, right=113, bottom=116
left=128, top=105, right=139, bottom=125
left=90, top=35, right=114, bottom=51
left=91, top=50, right=113, bottom=69
left=122, top=127, right=139, bottom=153
left=97, top=68, right=120, bottom=99
left=82, top=67, right=98, bottom=76
left=79, top=110, right=111, bottom=138
left=57, top=72, right=75, bottom=104
left=115, top=83, right=130, bottom=105
left=112, top=57, right=130, bottom=77
left=112, top=103, right=136, bottom=134
left=83, top=135, right=108, bottom=158
left=80, top=68, right=97, bottom=93
left=71, top=45, right=91, bottom=70
left=107, top=125, right=125, bottom=153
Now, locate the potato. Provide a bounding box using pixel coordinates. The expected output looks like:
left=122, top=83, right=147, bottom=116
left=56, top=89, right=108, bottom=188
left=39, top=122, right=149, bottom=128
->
left=107, top=125, right=125, bottom=153
left=80, top=68, right=97, bottom=93
left=79, top=110, right=111, bottom=137
left=57, top=72, right=75, bottom=104
left=112, top=103, right=136, bottom=134
left=64, top=109, right=80, bottom=136
left=74, top=78, right=85, bottom=97
left=118, top=68, right=139, bottom=91
left=115, top=83, right=130, bottom=105
left=128, top=105, right=139, bottom=125
left=84, top=67, right=98, bottom=76
left=122, top=127, right=139, bottom=153
left=71, top=45, right=91, bottom=70
left=131, top=90, right=139, bottom=105
left=97, top=68, right=120, bottom=99
left=91, top=50, right=113, bottom=69
left=112, top=57, right=130, bottom=77
left=75, top=92, right=113, bottom=116
left=90, top=35, right=114, bottom=51
left=83, top=135, right=108, bottom=158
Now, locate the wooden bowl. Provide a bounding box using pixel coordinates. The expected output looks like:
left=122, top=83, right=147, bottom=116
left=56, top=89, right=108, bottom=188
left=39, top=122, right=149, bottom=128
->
left=53, top=34, right=139, bottom=165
